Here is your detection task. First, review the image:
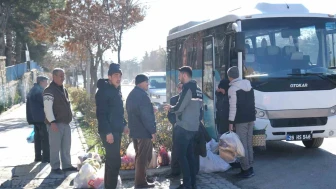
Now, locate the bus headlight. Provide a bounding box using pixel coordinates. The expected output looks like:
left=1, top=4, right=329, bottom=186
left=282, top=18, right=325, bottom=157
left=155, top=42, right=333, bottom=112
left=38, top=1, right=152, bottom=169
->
left=256, top=108, right=268, bottom=119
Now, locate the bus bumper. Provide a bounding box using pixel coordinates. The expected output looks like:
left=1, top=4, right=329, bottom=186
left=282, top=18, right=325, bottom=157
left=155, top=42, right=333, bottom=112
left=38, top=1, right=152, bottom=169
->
left=254, top=116, right=336, bottom=140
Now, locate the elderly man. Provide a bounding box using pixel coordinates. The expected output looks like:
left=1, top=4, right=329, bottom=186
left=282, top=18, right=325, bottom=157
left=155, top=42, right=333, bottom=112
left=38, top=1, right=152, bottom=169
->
left=43, top=68, right=76, bottom=174
left=126, top=74, right=156, bottom=188
left=26, top=76, right=50, bottom=163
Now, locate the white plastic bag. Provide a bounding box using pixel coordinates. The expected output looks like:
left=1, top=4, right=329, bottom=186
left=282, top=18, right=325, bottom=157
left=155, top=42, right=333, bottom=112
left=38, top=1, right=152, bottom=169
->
left=219, top=132, right=245, bottom=158
left=148, top=148, right=157, bottom=169
left=126, top=142, right=136, bottom=161
left=208, top=138, right=219, bottom=153
left=74, top=163, right=97, bottom=188
left=199, top=149, right=230, bottom=173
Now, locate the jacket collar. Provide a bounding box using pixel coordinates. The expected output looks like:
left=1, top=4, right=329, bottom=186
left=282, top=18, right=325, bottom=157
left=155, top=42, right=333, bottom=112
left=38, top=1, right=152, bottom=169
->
left=135, top=86, right=147, bottom=94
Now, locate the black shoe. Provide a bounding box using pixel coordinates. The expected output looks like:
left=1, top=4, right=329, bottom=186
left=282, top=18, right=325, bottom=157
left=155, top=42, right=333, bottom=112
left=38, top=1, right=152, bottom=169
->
left=51, top=168, right=63, bottom=174
left=135, top=183, right=155, bottom=188
left=236, top=167, right=254, bottom=178
left=146, top=177, right=155, bottom=184
left=165, top=173, right=180, bottom=179
left=62, top=166, right=78, bottom=172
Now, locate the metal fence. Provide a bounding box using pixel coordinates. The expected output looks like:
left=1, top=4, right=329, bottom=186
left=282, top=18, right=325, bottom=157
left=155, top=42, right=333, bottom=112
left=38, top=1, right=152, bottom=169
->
left=6, top=61, right=43, bottom=82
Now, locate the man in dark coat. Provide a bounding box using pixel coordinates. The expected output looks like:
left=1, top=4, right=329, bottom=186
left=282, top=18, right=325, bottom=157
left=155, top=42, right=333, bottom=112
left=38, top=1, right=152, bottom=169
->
left=215, top=79, right=230, bottom=135
left=26, top=76, right=50, bottom=163
left=126, top=74, right=156, bottom=188
left=95, top=63, right=129, bottom=188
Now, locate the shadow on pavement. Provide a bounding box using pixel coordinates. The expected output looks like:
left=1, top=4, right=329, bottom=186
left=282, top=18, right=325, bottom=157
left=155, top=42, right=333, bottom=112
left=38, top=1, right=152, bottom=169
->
left=0, top=118, right=31, bottom=133
left=0, top=162, right=47, bottom=188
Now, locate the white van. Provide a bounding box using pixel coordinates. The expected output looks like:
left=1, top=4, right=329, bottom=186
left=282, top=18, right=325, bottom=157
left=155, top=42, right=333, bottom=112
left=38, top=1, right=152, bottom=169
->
left=144, top=72, right=167, bottom=107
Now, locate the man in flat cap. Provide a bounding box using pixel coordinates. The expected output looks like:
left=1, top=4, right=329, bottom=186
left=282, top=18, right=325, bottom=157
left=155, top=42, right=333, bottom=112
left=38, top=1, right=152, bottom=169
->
left=26, top=76, right=50, bottom=163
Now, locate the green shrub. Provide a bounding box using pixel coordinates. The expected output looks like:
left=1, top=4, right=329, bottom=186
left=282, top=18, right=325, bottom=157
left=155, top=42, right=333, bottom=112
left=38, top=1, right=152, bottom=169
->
left=68, top=87, right=173, bottom=160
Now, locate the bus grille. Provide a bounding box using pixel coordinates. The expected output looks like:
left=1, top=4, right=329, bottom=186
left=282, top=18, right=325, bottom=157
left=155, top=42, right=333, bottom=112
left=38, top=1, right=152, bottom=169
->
left=270, top=117, right=328, bottom=127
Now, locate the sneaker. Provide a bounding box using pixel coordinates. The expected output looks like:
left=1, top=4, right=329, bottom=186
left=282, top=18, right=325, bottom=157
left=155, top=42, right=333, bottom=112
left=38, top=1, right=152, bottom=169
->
left=135, top=183, right=155, bottom=188
left=51, top=168, right=63, bottom=174
left=62, top=166, right=78, bottom=172
left=236, top=167, right=255, bottom=178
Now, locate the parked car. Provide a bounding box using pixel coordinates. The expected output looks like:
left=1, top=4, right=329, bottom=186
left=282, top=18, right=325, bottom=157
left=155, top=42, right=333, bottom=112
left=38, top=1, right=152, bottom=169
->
left=122, top=79, right=129, bottom=85
left=143, top=72, right=167, bottom=109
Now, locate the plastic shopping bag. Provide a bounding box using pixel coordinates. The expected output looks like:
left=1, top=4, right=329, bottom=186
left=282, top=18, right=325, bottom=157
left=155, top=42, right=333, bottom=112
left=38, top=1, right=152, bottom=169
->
left=219, top=132, right=245, bottom=162
left=26, top=126, right=35, bottom=143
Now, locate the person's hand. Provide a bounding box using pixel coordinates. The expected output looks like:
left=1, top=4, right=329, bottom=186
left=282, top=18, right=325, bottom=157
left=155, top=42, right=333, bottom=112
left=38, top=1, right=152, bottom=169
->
left=51, top=123, right=58, bottom=132
left=229, top=124, right=234, bottom=131
left=106, top=133, right=114, bottom=144
left=216, top=88, right=225, bottom=94
left=123, top=127, right=130, bottom=135
left=152, top=134, right=156, bottom=142
left=163, top=104, right=171, bottom=112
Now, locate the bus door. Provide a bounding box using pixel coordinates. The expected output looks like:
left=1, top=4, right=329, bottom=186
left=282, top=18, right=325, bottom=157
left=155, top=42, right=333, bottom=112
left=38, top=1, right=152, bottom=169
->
left=202, top=36, right=218, bottom=140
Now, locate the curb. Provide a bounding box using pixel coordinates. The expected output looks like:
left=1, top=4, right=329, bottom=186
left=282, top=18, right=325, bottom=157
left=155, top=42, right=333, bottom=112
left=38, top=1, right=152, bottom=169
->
left=120, top=166, right=171, bottom=180
left=73, top=117, right=88, bottom=152
left=0, top=103, right=22, bottom=118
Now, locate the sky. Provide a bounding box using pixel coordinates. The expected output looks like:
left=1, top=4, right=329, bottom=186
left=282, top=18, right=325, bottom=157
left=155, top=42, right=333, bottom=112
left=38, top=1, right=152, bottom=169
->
left=103, top=0, right=334, bottom=63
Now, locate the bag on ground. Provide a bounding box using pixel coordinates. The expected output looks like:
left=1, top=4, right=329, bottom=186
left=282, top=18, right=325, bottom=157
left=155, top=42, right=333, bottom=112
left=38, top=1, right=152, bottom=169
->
left=219, top=132, right=245, bottom=163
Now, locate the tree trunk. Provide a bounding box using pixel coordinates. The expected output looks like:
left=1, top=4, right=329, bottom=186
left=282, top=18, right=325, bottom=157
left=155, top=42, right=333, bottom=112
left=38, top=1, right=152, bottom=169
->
left=5, top=27, right=13, bottom=66
left=15, top=34, right=22, bottom=64
left=89, top=55, right=98, bottom=95
left=101, top=61, right=104, bottom=78
left=0, top=2, right=10, bottom=56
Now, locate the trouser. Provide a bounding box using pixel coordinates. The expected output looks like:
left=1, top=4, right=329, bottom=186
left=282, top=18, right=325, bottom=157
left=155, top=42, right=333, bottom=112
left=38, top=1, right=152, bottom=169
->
left=48, top=123, right=72, bottom=170
left=133, top=138, right=153, bottom=187
left=34, top=123, right=50, bottom=162
left=235, top=122, right=254, bottom=171
left=100, top=133, right=122, bottom=189
left=172, top=126, right=200, bottom=176
left=174, top=126, right=197, bottom=189
left=170, top=125, right=181, bottom=175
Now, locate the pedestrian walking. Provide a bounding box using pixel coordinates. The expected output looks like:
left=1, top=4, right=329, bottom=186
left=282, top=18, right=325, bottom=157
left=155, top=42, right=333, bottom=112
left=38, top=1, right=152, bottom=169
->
left=126, top=74, right=156, bottom=189
left=227, top=66, right=256, bottom=178
left=96, top=63, right=129, bottom=189
left=43, top=68, right=77, bottom=174
left=26, top=76, right=50, bottom=163
left=164, top=66, right=203, bottom=189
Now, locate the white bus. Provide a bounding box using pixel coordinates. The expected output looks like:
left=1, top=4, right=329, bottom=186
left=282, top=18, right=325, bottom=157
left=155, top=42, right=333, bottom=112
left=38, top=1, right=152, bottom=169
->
left=166, top=2, right=336, bottom=148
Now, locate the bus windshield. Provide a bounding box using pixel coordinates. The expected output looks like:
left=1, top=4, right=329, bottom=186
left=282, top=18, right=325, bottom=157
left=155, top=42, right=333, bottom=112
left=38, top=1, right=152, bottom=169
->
left=242, top=17, right=336, bottom=78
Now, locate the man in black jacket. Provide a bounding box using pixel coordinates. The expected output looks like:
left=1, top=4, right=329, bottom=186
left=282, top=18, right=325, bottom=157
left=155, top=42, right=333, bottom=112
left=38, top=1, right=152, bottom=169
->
left=227, top=66, right=256, bottom=178
left=26, top=76, right=49, bottom=163
left=126, top=74, right=156, bottom=188
left=166, top=83, right=183, bottom=178
left=95, top=63, right=129, bottom=189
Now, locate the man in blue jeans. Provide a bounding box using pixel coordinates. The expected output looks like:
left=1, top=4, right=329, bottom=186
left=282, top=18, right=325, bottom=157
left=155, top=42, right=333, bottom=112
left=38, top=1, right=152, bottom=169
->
left=164, top=66, right=203, bottom=189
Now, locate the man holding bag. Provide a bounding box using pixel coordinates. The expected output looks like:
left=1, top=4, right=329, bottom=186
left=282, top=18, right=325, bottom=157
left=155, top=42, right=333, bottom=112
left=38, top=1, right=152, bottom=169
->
left=227, top=66, right=256, bottom=178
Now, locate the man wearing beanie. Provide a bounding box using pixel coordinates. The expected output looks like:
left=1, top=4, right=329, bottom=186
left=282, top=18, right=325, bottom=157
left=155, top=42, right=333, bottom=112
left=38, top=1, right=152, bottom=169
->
left=227, top=66, right=256, bottom=178
left=95, top=63, right=129, bottom=188
left=126, top=74, right=156, bottom=188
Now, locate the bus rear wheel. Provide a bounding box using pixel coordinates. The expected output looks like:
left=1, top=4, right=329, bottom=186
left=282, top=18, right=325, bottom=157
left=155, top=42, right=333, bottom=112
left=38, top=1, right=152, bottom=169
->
left=302, top=138, right=324, bottom=148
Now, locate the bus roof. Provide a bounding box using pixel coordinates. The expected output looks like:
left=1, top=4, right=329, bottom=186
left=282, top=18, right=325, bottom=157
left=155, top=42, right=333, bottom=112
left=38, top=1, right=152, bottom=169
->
left=143, top=72, right=166, bottom=77
left=167, top=2, right=335, bottom=41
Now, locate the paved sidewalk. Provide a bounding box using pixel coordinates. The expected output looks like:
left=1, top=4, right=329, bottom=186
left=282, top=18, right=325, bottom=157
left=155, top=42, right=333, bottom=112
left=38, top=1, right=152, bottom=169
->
left=0, top=104, right=85, bottom=188
left=0, top=104, right=240, bottom=189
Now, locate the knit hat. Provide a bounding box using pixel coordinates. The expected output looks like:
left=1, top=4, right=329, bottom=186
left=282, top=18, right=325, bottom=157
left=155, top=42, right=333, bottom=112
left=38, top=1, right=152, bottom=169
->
left=135, top=74, right=149, bottom=85
left=36, top=76, right=49, bottom=83
left=108, top=63, right=122, bottom=76
left=227, top=66, right=239, bottom=79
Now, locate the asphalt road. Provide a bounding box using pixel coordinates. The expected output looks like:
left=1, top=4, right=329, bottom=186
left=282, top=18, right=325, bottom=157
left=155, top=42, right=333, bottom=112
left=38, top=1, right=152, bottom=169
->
left=219, top=139, right=336, bottom=189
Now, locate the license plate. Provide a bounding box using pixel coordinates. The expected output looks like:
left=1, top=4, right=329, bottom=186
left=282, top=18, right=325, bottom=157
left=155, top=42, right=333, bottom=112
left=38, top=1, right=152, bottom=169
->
left=286, top=133, right=312, bottom=141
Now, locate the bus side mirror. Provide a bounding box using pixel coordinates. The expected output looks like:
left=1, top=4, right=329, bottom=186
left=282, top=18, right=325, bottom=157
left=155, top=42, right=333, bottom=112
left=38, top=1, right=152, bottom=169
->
left=235, top=32, right=245, bottom=52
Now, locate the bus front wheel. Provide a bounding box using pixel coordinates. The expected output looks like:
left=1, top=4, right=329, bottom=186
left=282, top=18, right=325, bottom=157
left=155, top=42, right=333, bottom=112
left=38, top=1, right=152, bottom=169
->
left=302, top=138, right=324, bottom=148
